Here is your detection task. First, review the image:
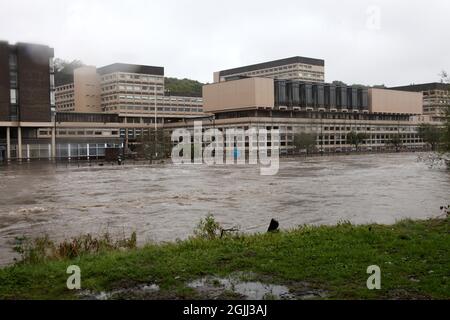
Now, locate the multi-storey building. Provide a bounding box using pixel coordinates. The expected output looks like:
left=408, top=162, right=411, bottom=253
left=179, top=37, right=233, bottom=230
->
left=0, top=41, right=55, bottom=122
left=390, top=83, right=450, bottom=122
left=0, top=41, right=438, bottom=162
left=200, top=77, right=426, bottom=153
left=0, top=41, right=56, bottom=161
left=55, top=63, right=205, bottom=120
left=214, top=56, right=325, bottom=83
left=55, top=82, right=75, bottom=111
left=98, top=63, right=165, bottom=115
left=55, top=66, right=102, bottom=113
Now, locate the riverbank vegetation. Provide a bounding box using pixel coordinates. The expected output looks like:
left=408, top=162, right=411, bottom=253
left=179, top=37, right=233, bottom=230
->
left=0, top=216, right=448, bottom=300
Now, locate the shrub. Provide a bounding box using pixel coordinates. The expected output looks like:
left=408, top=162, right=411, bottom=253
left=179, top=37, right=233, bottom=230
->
left=13, top=232, right=137, bottom=264
left=193, top=214, right=222, bottom=240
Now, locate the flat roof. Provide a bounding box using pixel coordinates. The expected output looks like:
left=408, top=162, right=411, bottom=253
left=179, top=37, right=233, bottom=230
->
left=218, top=56, right=325, bottom=77
left=390, top=82, right=450, bottom=92
left=97, top=63, right=164, bottom=76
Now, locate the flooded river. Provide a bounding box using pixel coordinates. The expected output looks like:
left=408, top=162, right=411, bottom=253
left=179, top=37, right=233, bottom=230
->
left=0, top=153, right=449, bottom=265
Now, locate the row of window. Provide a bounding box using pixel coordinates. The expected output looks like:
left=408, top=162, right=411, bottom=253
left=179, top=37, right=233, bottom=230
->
left=56, top=84, right=74, bottom=91
left=322, top=126, right=414, bottom=132
left=101, top=85, right=164, bottom=92
left=103, top=105, right=203, bottom=112
left=39, top=129, right=119, bottom=137
left=244, top=63, right=317, bottom=75
left=423, top=90, right=450, bottom=96
left=101, top=73, right=163, bottom=83
left=56, top=93, right=74, bottom=101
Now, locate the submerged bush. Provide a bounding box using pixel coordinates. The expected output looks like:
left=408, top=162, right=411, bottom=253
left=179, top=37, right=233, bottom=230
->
left=13, top=232, right=137, bottom=264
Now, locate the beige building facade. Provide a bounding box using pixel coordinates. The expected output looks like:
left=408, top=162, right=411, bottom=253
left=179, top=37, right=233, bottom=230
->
left=55, top=63, right=205, bottom=119
left=55, top=82, right=75, bottom=112
left=390, top=83, right=450, bottom=122
left=368, top=88, right=422, bottom=115
left=204, top=77, right=423, bottom=116
left=74, top=66, right=102, bottom=113
left=214, top=56, right=325, bottom=83
left=203, top=78, right=274, bottom=112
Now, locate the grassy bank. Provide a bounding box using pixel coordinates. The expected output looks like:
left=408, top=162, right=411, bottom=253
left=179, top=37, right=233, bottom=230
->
left=0, top=217, right=448, bottom=300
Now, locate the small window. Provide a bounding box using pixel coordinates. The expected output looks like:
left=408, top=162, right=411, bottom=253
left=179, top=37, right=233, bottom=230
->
left=10, top=89, right=17, bottom=104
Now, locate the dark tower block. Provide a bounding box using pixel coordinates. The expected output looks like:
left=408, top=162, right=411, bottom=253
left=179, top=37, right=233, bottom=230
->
left=0, top=41, right=10, bottom=121
left=17, top=43, right=54, bottom=122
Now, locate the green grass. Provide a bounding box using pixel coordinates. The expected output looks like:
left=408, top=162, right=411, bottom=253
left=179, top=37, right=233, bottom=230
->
left=0, top=218, right=448, bottom=300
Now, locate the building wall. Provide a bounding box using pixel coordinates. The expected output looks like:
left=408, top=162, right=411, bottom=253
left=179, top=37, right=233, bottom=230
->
left=74, top=66, right=102, bottom=113
left=166, top=113, right=427, bottom=154
left=16, top=43, right=54, bottom=122
left=56, top=65, right=205, bottom=117
left=422, top=88, right=450, bottom=121
left=55, top=83, right=75, bottom=111
left=389, top=83, right=450, bottom=122
left=368, top=88, right=422, bottom=115
left=216, top=57, right=325, bottom=83
left=101, top=70, right=165, bottom=114
left=0, top=42, right=10, bottom=121
left=203, top=78, right=274, bottom=112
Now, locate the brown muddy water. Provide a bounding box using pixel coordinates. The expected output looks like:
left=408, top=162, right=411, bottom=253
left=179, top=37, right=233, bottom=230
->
left=0, top=153, right=449, bottom=266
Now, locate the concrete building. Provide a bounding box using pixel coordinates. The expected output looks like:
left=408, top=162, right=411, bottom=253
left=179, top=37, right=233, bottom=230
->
left=368, top=88, right=422, bottom=115
left=390, top=83, right=450, bottom=122
left=0, top=41, right=55, bottom=161
left=0, top=41, right=436, bottom=161
left=55, top=82, right=75, bottom=112
left=203, top=77, right=275, bottom=112
left=167, top=109, right=428, bottom=154
left=98, top=63, right=165, bottom=115
left=55, top=66, right=101, bottom=113
left=74, top=66, right=102, bottom=113
left=55, top=63, right=205, bottom=119
left=0, top=41, right=55, bottom=122
left=200, top=77, right=428, bottom=154
left=204, top=78, right=422, bottom=115
left=214, top=56, right=325, bottom=83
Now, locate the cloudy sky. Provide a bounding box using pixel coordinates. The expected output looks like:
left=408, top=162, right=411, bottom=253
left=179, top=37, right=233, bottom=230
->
left=1, top=0, right=448, bottom=86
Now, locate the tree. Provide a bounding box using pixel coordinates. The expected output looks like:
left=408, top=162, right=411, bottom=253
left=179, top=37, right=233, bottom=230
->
left=164, top=77, right=204, bottom=96
left=346, top=131, right=368, bottom=151
left=331, top=80, right=347, bottom=86
left=372, top=84, right=387, bottom=89
left=293, top=132, right=317, bottom=154
left=387, top=133, right=403, bottom=152
left=418, top=124, right=442, bottom=151
left=439, top=70, right=448, bottom=83
left=136, top=129, right=172, bottom=162
left=438, top=71, right=450, bottom=153
left=54, top=58, right=85, bottom=86
left=417, top=72, right=450, bottom=168
left=442, top=105, right=450, bottom=153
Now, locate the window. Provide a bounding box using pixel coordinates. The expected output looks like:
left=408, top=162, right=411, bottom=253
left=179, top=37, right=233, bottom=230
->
left=10, top=71, right=17, bottom=87
left=9, top=54, right=17, bottom=68
left=50, top=91, right=55, bottom=105
left=10, top=89, right=17, bottom=104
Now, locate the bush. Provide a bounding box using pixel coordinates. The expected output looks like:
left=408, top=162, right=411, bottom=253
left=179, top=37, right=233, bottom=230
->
left=193, top=214, right=222, bottom=240
left=13, top=232, right=137, bottom=264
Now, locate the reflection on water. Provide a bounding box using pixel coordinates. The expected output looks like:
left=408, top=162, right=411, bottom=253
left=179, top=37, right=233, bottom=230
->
left=0, top=153, right=449, bottom=265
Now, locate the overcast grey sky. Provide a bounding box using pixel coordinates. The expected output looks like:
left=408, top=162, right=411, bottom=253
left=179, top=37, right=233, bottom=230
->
left=1, top=0, right=448, bottom=86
